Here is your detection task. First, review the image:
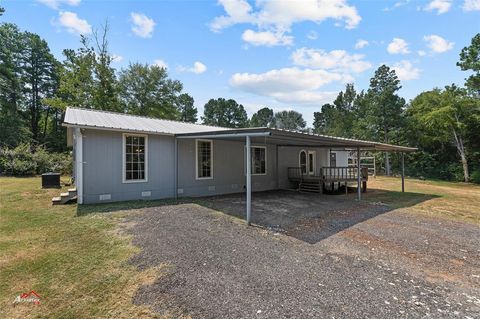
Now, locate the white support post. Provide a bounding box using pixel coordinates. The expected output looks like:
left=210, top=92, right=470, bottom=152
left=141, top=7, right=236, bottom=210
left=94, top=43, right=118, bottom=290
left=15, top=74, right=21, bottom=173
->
left=246, top=136, right=251, bottom=225
left=357, top=147, right=361, bottom=201
left=174, top=138, right=178, bottom=200
left=75, top=127, right=83, bottom=204
left=401, top=152, right=405, bottom=193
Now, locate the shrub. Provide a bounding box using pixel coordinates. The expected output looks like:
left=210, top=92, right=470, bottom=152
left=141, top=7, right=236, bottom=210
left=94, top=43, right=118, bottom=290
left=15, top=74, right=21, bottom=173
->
left=471, top=170, right=480, bottom=184
left=0, top=144, right=72, bottom=176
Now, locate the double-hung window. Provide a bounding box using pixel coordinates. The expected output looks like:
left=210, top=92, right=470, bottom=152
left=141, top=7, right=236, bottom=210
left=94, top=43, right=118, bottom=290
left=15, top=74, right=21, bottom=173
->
left=196, top=140, right=213, bottom=179
left=251, top=146, right=266, bottom=175
left=123, top=134, right=147, bottom=182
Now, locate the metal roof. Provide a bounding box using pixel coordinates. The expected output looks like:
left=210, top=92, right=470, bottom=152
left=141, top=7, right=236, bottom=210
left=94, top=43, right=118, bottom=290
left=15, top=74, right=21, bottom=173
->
left=64, top=107, right=416, bottom=152
left=63, top=107, right=229, bottom=135
left=177, top=128, right=417, bottom=152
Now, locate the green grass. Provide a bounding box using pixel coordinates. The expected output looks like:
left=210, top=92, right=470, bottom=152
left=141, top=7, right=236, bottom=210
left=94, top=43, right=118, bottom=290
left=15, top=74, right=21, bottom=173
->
left=0, top=177, right=165, bottom=319
left=1, top=176, right=478, bottom=318
left=365, top=176, right=480, bottom=224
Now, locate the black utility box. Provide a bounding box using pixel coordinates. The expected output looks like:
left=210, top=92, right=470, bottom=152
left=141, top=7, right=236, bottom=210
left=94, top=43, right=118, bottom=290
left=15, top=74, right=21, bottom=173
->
left=42, top=172, right=60, bottom=188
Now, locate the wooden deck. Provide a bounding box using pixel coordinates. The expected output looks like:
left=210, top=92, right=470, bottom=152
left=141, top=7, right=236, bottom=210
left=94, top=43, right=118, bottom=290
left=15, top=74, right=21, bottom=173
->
left=288, top=166, right=369, bottom=182
left=288, top=167, right=368, bottom=194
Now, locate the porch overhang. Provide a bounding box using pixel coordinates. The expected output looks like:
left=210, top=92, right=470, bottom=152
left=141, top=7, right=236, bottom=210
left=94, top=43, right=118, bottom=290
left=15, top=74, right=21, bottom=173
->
left=175, top=127, right=417, bottom=152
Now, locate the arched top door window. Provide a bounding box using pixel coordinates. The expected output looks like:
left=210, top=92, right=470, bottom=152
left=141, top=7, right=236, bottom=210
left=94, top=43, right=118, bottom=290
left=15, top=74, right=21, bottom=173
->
left=299, top=150, right=307, bottom=174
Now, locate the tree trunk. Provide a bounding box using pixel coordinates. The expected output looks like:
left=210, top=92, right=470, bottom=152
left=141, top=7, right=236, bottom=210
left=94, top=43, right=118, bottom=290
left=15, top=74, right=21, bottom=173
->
left=452, top=128, right=469, bottom=182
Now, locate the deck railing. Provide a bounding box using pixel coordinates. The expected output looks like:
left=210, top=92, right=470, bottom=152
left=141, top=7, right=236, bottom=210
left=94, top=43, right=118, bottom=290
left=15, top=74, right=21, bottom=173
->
left=287, top=166, right=368, bottom=182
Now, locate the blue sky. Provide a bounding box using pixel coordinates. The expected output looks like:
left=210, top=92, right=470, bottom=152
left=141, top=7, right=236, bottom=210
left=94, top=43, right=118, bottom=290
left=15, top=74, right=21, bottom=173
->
left=2, top=0, right=479, bottom=125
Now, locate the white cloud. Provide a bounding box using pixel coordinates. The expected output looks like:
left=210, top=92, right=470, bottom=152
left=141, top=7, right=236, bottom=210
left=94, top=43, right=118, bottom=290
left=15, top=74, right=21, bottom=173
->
left=178, top=61, right=207, bottom=74
left=112, top=54, right=123, bottom=63
left=242, top=29, right=293, bottom=46
left=291, top=48, right=372, bottom=73
left=424, top=34, right=454, bottom=53
left=418, top=50, right=427, bottom=56
left=211, top=0, right=361, bottom=46
left=153, top=59, right=168, bottom=69
left=424, top=0, right=452, bottom=14
left=130, top=12, right=156, bottom=38
left=354, top=39, right=369, bottom=49
left=463, top=0, right=480, bottom=11
left=57, top=11, right=91, bottom=34
left=37, top=0, right=80, bottom=10
left=387, top=38, right=410, bottom=54
left=307, top=31, right=318, bottom=40
left=230, top=67, right=348, bottom=104
left=392, top=60, right=421, bottom=81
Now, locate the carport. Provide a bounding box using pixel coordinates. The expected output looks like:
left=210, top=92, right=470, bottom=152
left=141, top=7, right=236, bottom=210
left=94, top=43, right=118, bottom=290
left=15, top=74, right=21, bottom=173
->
left=176, top=128, right=416, bottom=225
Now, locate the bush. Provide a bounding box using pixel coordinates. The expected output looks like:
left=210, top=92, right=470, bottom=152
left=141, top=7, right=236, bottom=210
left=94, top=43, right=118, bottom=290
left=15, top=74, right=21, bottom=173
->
left=471, top=170, right=480, bottom=184
left=0, top=144, right=72, bottom=176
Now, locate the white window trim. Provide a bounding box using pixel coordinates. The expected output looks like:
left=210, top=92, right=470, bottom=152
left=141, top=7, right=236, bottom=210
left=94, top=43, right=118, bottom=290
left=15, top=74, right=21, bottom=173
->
left=122, top=133, right=148, bottom=184
left=195, top=139, right=214, bottom=180
left=308, top=150, right=316, bottom=175
left=250, top=145, right=267, bottom=176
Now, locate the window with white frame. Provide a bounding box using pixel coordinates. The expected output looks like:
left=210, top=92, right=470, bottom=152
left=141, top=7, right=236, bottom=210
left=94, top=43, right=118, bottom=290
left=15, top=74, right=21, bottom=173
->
left=251, top=146, right=266, bottom=175
left=196, top=140, right=213, bottom=179
left=124, top=134, right=147, bottom=182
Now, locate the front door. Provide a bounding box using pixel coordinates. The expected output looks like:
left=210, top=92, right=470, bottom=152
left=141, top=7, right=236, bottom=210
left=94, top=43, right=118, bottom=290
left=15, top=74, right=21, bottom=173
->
left=308, top=151, right=316, bottom=175
left=299, top=150, right=307, bottom=174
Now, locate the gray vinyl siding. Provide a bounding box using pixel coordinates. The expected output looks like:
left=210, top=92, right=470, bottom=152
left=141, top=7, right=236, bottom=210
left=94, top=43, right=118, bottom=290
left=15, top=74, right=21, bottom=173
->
left=277, top=147, right=330, bottom=189
left=176, top=139, right=277, bottom=197
left=82, top=129, right=175, bottom=204
left=79, top=128, right=349, bottom=204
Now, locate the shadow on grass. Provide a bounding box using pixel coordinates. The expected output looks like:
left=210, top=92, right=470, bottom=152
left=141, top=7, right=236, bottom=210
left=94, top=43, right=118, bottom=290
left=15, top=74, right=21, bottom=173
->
left=363, top=188, right=440, bottom=209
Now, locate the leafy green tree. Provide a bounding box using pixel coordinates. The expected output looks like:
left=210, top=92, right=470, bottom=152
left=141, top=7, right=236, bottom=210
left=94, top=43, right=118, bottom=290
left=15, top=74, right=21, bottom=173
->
left=457, top=33, right=480, bottom=97
left=408, top=85, right=480, bottom=182
left=118, top=62, right=182, bottom=119
left=21, top=31, right=59, bottom=146
left=202, top=98, right=248, bottom=128
left=176, top=93, right=197, bottom=123
left=313, top=84, right=358, bottom=137
left=250, top=107, right=274, bottom=127
left=48, top=36, right=96, bottom=110
left=273, top=110, right=306, bottom=131
left=0, top=23, right=30, bottom=146
left=363, top=65, right=405, bottom=175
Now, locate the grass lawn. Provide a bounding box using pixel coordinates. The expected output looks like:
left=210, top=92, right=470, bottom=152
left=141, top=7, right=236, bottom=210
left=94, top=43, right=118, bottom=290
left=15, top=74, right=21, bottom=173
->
left=0, top=176, right=479, bottom=318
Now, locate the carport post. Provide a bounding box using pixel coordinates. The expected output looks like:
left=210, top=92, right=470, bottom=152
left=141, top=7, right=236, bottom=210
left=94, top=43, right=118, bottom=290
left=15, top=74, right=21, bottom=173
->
left=357, top=147, right=361, bottom=201
left=246, top=135, right=252, bottom=225
left=401, top=152, right=405, bottom=193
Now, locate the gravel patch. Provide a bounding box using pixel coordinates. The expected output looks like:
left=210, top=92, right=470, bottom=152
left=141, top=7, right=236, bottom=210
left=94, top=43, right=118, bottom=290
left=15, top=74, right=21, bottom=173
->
left=125, top=192, right=480, bottom=319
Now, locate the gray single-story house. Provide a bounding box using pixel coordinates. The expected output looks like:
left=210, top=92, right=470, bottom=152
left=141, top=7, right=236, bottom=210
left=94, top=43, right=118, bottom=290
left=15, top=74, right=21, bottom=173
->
left=62, top=107, right=415, bottom=224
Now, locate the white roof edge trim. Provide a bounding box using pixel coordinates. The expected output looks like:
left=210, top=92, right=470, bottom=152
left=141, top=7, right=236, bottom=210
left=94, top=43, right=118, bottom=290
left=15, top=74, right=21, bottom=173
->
left=62, top=123, right=175, bottom=136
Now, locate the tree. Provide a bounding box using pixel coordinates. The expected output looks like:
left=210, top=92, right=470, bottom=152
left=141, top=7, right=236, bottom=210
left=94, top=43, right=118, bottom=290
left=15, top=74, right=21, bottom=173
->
left=250, top=107, right=274, bottom=127
left=273, top=110, right=306, bottom=131
left=91, top=23, right=119, bottom=111
left=118, top=62, right=182, bottom=119
left=313, top=84, right=358, bottom=137
left=0, top=23, right=30, bottom=147
left=457, top=33, right=480, bottom=97
left=364, top=65, right=405, bottom=175
left=176, top=93, right=197, bottom=123
left=0, top=6, right=5, bottom=16
left=21, top=31, right=59, bottom=146
left=202, top=98, right=248, bottom=128
left=408, top=85, right=480, bottom=182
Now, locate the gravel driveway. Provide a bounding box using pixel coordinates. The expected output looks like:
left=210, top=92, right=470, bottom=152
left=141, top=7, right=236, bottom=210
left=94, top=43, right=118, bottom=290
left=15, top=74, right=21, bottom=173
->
left=125, top=191, right=480, bottom=319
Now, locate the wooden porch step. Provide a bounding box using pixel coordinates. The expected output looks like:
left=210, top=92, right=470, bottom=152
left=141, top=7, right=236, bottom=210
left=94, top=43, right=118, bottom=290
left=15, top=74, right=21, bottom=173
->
left=52, top=187, right=78, bottom=205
